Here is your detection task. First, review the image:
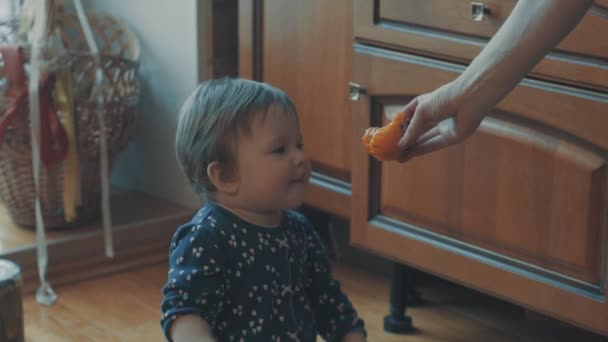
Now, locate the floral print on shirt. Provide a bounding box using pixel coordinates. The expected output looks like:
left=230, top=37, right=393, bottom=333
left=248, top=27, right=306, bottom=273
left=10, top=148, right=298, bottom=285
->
left=160, top=202, right=366, bottom=341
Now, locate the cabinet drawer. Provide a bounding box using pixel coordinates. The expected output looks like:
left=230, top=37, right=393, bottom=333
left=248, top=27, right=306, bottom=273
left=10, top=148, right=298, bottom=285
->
left=380, top=0, right=517, bottom=40
left=350, top=45, right=608, bottom=334
left=354, top=0, right=608, bottom=91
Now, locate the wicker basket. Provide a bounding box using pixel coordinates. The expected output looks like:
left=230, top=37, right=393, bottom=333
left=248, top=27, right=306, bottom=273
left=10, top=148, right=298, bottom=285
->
left=0, top=11, right=140, bottom=229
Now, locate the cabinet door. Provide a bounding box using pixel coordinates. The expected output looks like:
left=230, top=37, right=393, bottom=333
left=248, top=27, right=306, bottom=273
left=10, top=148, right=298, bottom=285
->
left=351, top=44, right=608, bottom=335
left=239, top=0, right=353, bottom=217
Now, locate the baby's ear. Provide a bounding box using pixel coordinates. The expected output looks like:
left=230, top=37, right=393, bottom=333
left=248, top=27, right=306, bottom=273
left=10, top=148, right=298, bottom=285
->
left=207, top=161, right=239, bottom=194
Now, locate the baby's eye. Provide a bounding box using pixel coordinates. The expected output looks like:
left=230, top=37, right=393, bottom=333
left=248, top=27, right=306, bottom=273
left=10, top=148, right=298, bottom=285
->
left=273, top=146, right=286, bottom=154
left=296, top=143, right=304, bottom=150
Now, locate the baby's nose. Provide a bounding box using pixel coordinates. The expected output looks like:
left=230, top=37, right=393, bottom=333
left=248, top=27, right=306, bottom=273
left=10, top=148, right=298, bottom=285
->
left=293, top=148, right=306, bottom=167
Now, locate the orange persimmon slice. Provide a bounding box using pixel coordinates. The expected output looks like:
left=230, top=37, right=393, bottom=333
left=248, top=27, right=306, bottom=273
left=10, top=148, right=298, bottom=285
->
left=361, top=111, right=411, bottom=161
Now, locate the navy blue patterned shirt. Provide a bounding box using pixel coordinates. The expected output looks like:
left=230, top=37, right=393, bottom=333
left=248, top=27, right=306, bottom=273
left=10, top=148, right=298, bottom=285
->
left=160, top=202, right=365, bottom=341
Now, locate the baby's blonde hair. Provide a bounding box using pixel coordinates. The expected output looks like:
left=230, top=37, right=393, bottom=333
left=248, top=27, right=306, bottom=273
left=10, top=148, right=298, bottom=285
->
left=175, top=77, right=298, bottom=197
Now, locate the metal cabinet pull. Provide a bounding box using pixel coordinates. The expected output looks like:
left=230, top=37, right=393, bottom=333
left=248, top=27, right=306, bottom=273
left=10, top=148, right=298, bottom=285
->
left=471, top=2, right=489, bottom=21
left=349, top=82, right=366, bottom=101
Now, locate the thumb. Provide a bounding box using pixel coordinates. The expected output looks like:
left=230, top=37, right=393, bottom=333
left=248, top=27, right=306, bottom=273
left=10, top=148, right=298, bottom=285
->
left=398, top=100, right=426, bottom=149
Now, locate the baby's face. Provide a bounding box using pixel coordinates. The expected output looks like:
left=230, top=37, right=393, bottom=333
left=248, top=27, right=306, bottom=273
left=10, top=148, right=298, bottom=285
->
left=233, top=105, right=311, bottom=212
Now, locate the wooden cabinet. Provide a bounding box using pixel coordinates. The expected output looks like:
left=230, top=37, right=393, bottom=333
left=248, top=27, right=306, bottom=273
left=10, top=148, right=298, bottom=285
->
left=350, top=0, right=608, bottom=336
left=239, top=0, right=608, bottom=336
left=350, top=46, right=608, bottom=334
left=239, top=0, right=353, bottom=217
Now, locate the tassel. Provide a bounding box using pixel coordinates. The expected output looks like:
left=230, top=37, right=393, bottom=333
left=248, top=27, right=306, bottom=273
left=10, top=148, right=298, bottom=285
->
left=74, top=0, right=114, bottom=258
left=54, top=68, right=81, bottom=222
left=26, top=0, right=58, bottom=306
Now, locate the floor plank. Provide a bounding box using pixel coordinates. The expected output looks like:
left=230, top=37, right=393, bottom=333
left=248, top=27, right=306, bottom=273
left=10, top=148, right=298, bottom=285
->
left=24, top=265, right=167, bottom=342
left=22, top=261, right=607, bottom=341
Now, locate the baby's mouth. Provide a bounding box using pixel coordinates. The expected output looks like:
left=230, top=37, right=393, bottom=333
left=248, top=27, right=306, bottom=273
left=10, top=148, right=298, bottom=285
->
left=289, top=176, right=305, bottom=185
left=289, top=172, right=309, bottom=185
left=290, top=163, right=312, bottom=185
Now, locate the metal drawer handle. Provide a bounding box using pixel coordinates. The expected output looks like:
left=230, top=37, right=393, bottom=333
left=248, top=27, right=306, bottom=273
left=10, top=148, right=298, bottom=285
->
left=349, top=82, right=366, bottom=101
left=471, top=2, right=489, bottom=21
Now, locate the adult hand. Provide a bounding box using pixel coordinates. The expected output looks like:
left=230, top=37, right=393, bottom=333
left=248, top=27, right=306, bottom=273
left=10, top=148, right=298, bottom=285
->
left=396, top=82, right=486, bottom=163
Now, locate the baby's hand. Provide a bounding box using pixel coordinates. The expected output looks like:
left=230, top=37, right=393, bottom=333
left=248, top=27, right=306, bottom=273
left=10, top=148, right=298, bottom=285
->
left=171, top=315, right=216, bottom=342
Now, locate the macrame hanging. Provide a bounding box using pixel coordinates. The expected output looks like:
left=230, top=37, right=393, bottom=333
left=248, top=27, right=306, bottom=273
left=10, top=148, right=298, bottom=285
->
left=15, top=0, right=117, bottom=305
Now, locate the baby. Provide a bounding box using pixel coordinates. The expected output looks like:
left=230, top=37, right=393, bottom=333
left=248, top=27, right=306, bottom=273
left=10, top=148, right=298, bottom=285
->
left=160, top=78, right=366, bottom=341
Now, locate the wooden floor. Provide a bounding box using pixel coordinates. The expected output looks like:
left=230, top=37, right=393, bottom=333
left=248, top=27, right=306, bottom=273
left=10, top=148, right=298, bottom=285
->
left=22, top=260, right=607, bottom=342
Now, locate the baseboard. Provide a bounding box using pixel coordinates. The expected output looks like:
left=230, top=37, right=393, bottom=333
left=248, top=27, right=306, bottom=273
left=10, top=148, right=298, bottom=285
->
left=0, top=189, right=194, bottom=295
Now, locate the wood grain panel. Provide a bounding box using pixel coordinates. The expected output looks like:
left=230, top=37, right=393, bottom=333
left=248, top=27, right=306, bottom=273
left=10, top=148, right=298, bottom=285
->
left=380, top=110, right=606, bottom=283
left=262, top=0, right=353, bottom=180
left=238, top=0, right=256, bottom=79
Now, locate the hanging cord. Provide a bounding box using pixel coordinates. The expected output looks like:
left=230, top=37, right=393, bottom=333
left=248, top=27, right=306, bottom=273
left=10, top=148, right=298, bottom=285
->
left=24, top=0, right=58, bottom=306
left=73, top=0, right=114, bottom=258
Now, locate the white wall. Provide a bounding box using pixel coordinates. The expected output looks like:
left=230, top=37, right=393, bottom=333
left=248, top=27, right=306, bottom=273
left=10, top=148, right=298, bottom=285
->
left=0, top=1, right=19, bottom=21
left=83, top=0, right=205, bottom=209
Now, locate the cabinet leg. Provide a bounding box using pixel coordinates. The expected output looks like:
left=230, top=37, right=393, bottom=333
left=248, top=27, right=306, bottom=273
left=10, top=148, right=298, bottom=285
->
left=406, top=268, right=423, bottom=307
left=384, top=262, right=413, bottom=334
